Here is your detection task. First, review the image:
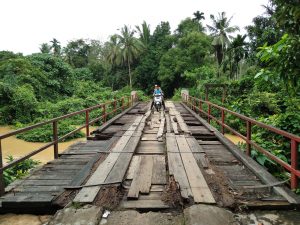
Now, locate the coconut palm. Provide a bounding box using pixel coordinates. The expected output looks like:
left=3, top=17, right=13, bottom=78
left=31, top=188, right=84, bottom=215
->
left=50, top=38, right=61, bottom=57
left=136, top=21, right=151, bottom=47
left=116, top=25, right=145, bottom=88
left=207, top=12, right=239, bottom=68
left=225, top=34, right=248, bottom=79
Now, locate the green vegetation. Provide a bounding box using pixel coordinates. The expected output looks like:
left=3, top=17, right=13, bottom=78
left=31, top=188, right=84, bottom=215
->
left=3, top=155, right=40, bottom=186
left=0, top=0, right=299, bottom=190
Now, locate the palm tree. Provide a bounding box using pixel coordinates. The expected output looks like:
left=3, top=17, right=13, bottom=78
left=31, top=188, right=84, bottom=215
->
left=135, top=21, right=151, bottom=46
left=50, top=38, right=61, bottom=56
left=116, top=25, right=144, bottom=88
left=193, top=11, right=205, bottom=32
left=105, top=35, right=121, bottom=66
left=207, top=12, right=239, bottom=72
left=226, top=34, right=248, bottom=79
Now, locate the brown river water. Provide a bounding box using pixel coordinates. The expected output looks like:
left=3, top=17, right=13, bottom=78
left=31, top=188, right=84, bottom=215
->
left=0, top=127, right=246, bottom=224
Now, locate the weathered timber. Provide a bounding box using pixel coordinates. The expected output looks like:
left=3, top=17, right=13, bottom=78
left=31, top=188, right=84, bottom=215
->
left=176, top=135, right=215, bottom=203
left=74, top=115, right=144, bottom=203
left=166, top=133, right=192, bottom=199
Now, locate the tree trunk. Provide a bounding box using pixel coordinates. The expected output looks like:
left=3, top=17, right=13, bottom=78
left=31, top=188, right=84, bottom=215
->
left=128, top=58, right=132, bottom=89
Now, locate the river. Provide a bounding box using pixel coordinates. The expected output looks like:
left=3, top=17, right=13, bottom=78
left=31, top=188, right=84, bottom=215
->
left=0, top=126, right=95, bottom=164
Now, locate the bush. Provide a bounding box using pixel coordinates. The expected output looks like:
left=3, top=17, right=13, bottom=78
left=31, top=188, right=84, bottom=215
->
left=3, top=155, right=40, bottom=186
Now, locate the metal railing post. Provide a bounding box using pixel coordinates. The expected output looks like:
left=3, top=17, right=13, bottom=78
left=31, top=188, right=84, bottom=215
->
left=291, top=140, right=298, bottom=189
left=208, top=104, right=211, bottom=124
left=246, top=121, right=252, bottom=156
left=102, top=104, right=106, bottom=123
left=121, top=97, right=125, bottom=111
left=0, top=140, right=4, bottom=196
left=53, top=121, right=58, bottom=159
left=85, top=110, right=89, bottom=138
left=221, top=109, right=225, bottom=134
left=199, top=99, right=202, bottom=113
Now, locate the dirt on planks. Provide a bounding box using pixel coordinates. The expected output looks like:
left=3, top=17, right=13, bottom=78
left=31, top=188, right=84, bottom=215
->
left=202, top=164, right=237, bottom=209
left=93, top=186, right=123, bottom=209
left=53, top=153, right=108, bottom=207
left=162, top=176, right=183, bottom=208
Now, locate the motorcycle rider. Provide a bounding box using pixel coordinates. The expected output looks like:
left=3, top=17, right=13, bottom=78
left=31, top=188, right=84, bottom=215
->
left=150, top=84, right=166, bottom=110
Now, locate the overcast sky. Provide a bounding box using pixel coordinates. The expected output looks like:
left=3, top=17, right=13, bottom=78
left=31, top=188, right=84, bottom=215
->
left=0, top=0, right=269, bottom=55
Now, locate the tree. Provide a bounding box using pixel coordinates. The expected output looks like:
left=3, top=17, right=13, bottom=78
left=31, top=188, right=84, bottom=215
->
left=64, top=39, right=90, bottom=68
left=224, top=34, right=248, bottom=79
left=39, top=43, right=51, bottom=54
left=193, top=11, right=205, bottom=32
left=136, top=21, right=151, bottom=47
left=134, top=22, right=174, bottom=93
left=207, top=12, right=239, bottom=71
left=50, top=38, right=61, bottom=57
left=158, top=32, right=212, bottom=96
left=116, top=25, right=145, bottom=88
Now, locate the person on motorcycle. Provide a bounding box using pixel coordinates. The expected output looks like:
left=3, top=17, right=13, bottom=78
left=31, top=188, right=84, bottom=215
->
left=151, top=84, right=166, bottom=110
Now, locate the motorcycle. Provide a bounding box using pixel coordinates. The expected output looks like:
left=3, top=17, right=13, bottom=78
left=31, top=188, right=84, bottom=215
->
left=154, top=94, right=163, bottom=112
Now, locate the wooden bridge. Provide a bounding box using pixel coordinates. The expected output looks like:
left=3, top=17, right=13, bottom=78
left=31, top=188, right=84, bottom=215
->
left=0, top=94, right=299, bottom=214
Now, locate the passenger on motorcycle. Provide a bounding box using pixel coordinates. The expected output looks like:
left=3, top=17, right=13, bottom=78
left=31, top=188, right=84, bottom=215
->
left=150, top=84, right=166, bottom=110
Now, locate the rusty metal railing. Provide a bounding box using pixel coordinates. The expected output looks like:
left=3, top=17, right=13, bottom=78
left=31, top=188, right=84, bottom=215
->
left=0, top=93, right=138, bottom=195
left=182, top=93, right=300, bottom=189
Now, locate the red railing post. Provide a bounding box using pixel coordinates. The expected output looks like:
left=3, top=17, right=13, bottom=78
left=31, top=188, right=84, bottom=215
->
left=114, top=97, right=117, bottom=113
left=53, top=121, right=58, bottom=159
left=85, top=110, right=89, bottom=137
left=208, top=104, right=211, bottom=124
left=102, top=104, right=106, bottom=123
left=291, top=140, right=298, bottom=189
left=246, top=121, right=252, bottom=156
left=121, top=97, right=125, bottom=111
left=199, top=99, right=202, bottom=113
left=0, top=140, right=4, bottom=196
left=221, top=109, right=225, bottom=134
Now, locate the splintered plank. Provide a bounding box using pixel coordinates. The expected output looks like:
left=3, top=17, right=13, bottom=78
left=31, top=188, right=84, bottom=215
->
left=176, top=135, right=215, bottom=204
left=74, top=115, right=143, bottom=203
left=166, top=133, right=192, bottom=199
left=126, top=156, right=141, bottom=180
left=165, top=113, right=172, bottom=133
left=170, top=116, right=179, bottom=134
left=151, top=156, right=167, bottom=185
left=157, top=111, right=165, bottom=140
left=105, top=135, right=141, bottom=183
left=127, top=156, right=153, bottom=198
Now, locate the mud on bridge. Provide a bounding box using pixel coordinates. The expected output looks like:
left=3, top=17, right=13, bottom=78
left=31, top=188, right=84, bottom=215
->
left=0, top=100, right=299, bottom=215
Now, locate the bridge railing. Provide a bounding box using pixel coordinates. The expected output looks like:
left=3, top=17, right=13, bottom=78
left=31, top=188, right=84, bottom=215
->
left=0, top=93, right=138, bottom=195
left=182, top=93, right=300, bottom=189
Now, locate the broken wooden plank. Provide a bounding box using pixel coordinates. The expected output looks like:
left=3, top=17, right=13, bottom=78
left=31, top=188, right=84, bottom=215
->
left=126, top=156, right=141, bottom=180
left=176, top=135, right=215, bottom=203
left=151, top=156, right=167, bottom=185
left=74, top=115, right=144, bottom=203
left=166, top=133, right=192, bottom=199
left=127, top=156, right=153, bottom=198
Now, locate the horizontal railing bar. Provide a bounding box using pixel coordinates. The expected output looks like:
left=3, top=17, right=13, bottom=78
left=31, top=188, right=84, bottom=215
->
left=1, top=141, right=55, bottom=172
left=186, top=95, right=300, bottom=142
left=0, top=97, right=128, bottom=140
